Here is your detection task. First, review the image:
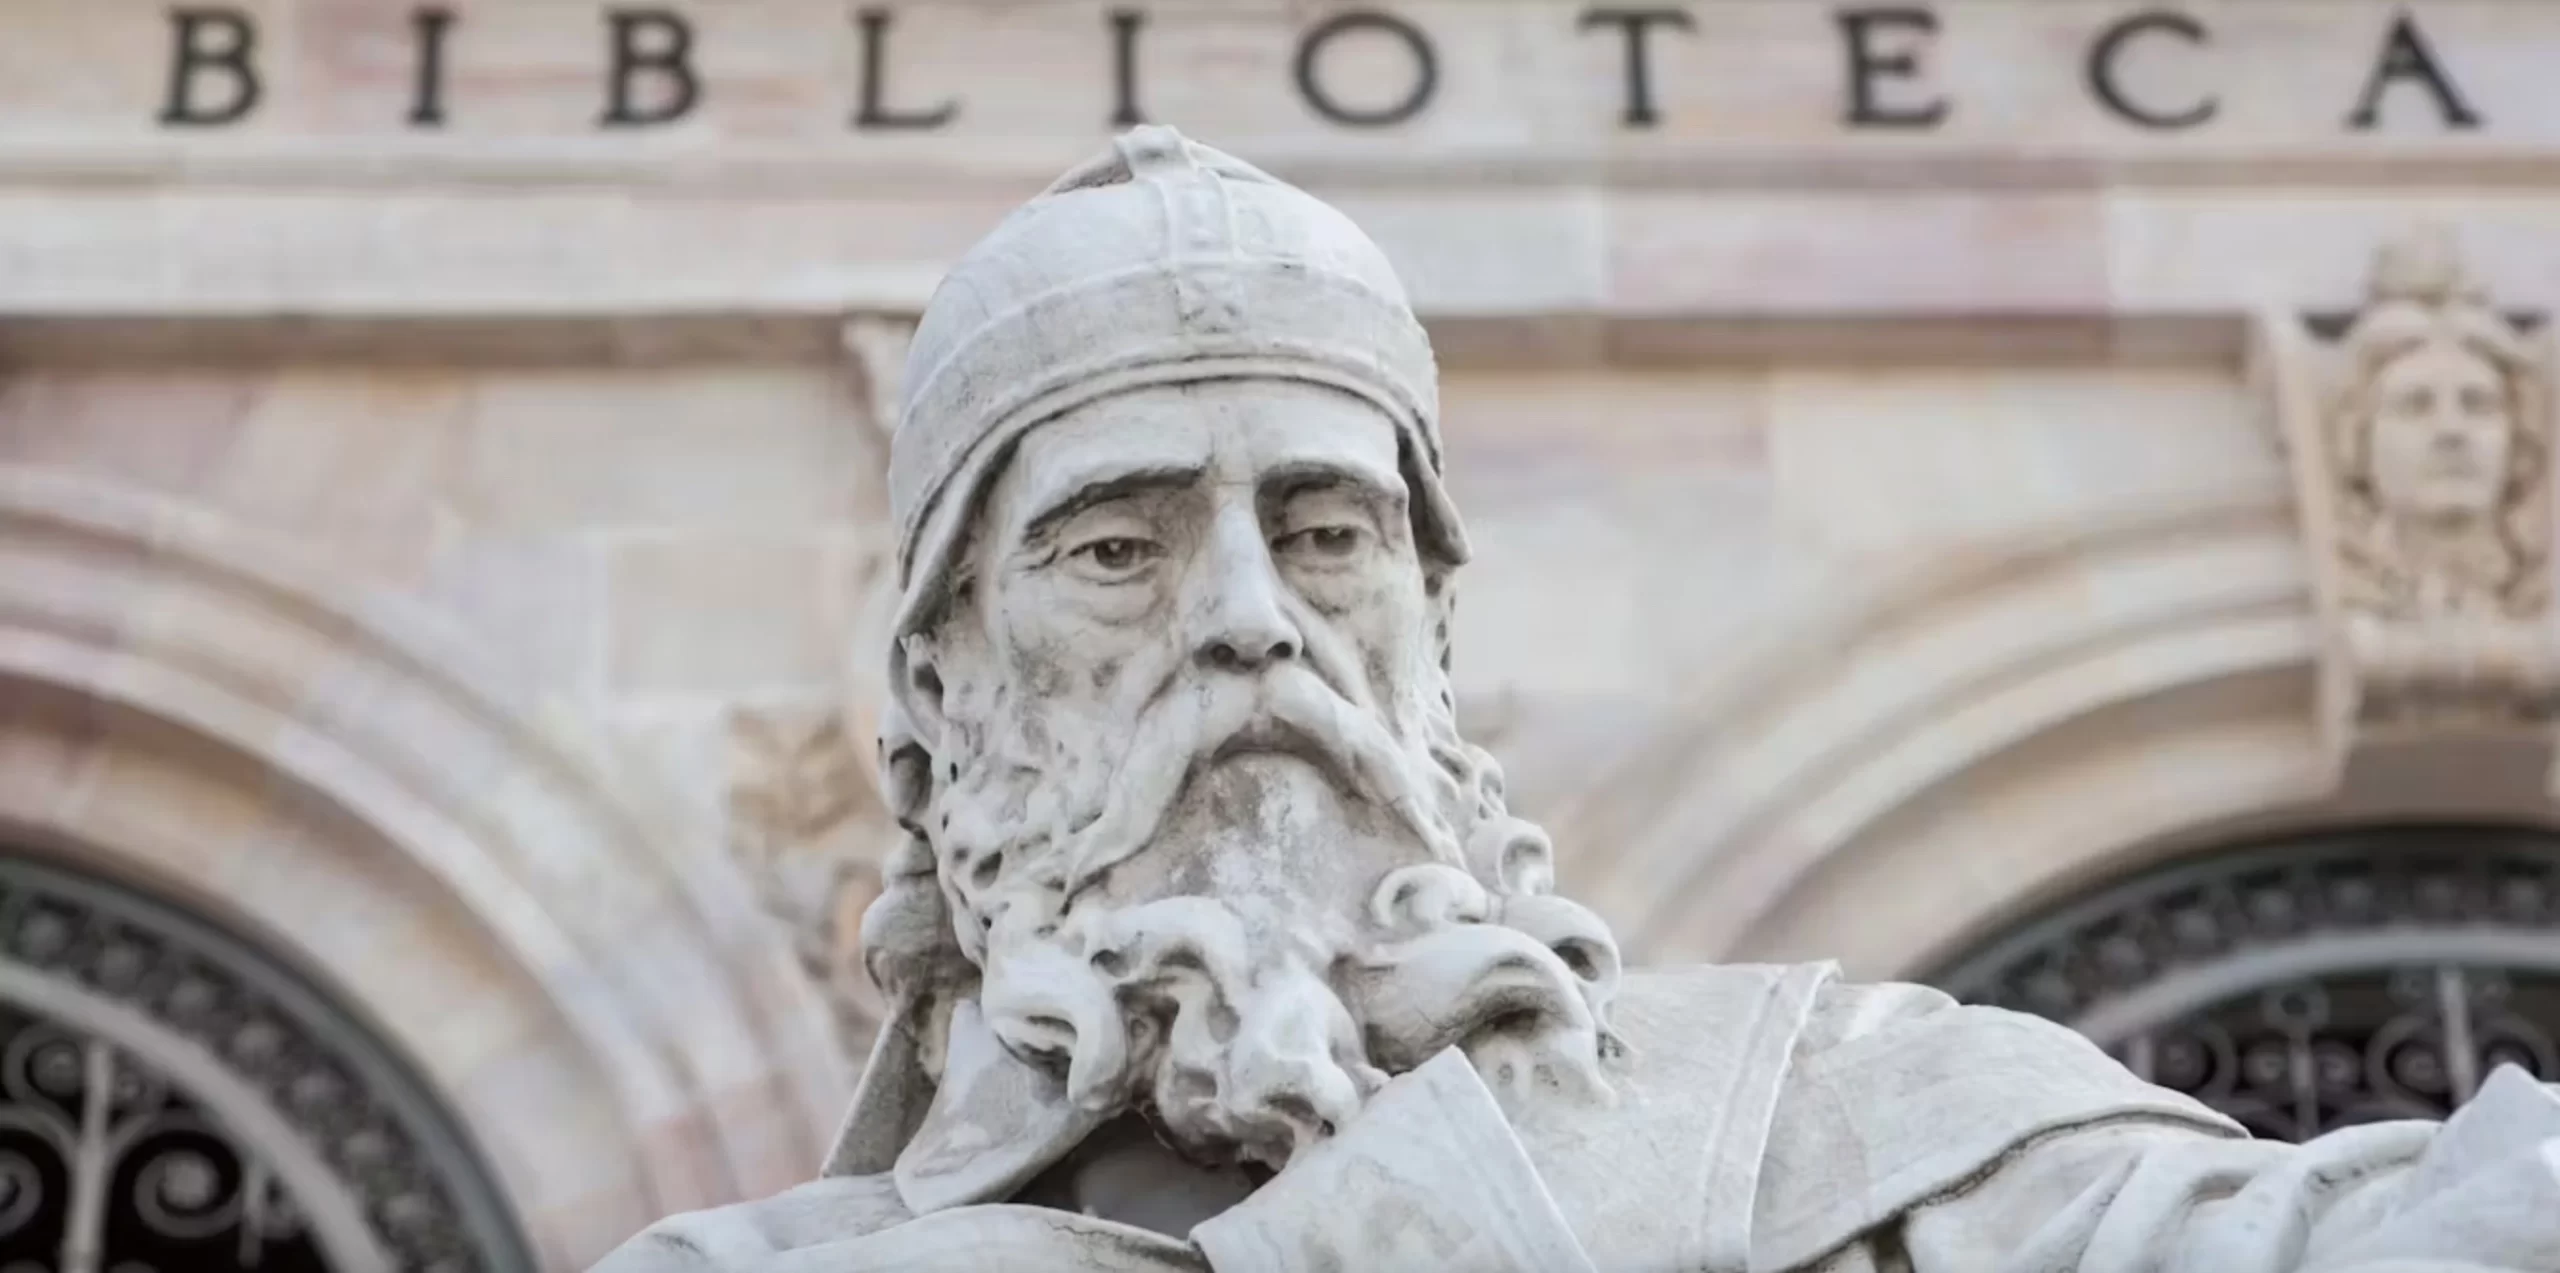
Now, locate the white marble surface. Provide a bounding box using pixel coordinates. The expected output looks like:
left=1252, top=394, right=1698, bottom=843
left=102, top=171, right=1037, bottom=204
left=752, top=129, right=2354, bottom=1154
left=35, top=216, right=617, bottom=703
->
left=4, top=5, right=2560, bottom=1267
left=570, top=126, right=2560, bottom=1273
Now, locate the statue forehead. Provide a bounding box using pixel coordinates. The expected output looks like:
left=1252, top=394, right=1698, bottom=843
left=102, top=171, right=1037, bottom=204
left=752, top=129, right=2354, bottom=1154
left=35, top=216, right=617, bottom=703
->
left=2377, top=339, right=2503, bottom=387
left=987, top=380, right=1410, bottom=541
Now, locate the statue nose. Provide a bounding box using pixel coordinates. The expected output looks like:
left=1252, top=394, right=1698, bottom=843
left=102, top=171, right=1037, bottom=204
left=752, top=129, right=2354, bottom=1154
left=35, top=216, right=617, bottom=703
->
left=1193, top=510, right=1302, bottom=672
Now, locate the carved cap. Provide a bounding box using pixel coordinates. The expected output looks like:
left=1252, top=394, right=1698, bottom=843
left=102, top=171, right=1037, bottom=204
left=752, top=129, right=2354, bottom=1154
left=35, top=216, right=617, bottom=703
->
left=885, top=126, right=1469, bottom=647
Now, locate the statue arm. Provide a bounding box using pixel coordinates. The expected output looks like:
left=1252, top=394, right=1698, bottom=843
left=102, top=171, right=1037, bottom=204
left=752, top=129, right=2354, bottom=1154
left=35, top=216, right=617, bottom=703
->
left=1885, top=1075, right=2560, bottom=1273
left=1763, top=981, right=2560, bottom=1273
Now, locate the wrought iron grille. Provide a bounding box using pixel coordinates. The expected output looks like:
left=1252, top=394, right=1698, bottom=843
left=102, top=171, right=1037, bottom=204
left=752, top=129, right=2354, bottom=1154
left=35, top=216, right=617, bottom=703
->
left=1931, top=827, right=2560, bottom=1142
left=0, top=1001, right=328, bottom=1272
left=0, top=852, right=533, bottom=1272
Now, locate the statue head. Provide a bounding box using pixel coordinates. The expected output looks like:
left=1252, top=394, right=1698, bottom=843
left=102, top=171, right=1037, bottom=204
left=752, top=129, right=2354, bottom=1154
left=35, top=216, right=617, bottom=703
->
left=2329, top=228, right=2551, bottom=613
left=2363, top=338, right=2516, bottom=522
left=846, top=128, right=1621, bottom=1199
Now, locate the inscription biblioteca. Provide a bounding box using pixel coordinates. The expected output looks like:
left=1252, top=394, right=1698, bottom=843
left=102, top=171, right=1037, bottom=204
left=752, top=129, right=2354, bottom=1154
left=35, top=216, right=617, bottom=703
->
left=150, top=4, right=2489, bottom=136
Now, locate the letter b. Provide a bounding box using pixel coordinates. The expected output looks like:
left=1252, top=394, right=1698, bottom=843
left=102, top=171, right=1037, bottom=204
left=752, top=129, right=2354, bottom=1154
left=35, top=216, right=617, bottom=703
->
left=159, top=7, right=261, bottom=127
left=601, top=8, right=700, bottom=126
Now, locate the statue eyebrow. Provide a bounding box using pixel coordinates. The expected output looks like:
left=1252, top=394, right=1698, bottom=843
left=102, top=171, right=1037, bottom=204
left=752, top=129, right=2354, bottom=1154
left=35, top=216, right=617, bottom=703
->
left=1261, top=459, right=1406, bottom=512
left=1019, top=464, right=1203, bottom=543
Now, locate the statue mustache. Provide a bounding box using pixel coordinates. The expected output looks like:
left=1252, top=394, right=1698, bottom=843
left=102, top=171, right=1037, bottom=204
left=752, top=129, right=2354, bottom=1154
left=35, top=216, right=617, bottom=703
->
left=1050, top=661, right=1466, bottom=900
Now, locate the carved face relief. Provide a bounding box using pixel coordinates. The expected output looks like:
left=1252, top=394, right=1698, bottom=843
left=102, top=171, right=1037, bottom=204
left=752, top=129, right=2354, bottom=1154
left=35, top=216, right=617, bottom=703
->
left=894, top=378, right=1617, bottom=1177
left=2366, top=340, right=2515, bottom=524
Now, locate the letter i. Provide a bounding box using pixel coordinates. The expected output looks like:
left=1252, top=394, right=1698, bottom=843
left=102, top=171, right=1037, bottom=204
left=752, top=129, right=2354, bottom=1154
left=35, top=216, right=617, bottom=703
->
left=410, top=8, right=456, bottom=126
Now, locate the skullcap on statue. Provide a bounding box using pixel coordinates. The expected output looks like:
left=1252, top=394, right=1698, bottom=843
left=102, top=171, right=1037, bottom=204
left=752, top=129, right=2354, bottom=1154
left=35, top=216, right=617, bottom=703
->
left=886, top=125, right=1469, bottom=651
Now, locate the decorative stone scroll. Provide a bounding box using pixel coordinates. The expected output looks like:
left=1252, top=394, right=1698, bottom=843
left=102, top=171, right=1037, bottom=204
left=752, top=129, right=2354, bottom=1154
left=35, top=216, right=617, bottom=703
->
left=726, top=701, right=897, bottom=1049
left=2254, top=227, right=2560, bottom=769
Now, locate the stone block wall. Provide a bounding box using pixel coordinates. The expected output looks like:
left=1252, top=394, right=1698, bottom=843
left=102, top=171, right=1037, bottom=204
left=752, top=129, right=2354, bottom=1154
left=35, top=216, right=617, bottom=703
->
left=0, top=339, right=2293, bottom=1042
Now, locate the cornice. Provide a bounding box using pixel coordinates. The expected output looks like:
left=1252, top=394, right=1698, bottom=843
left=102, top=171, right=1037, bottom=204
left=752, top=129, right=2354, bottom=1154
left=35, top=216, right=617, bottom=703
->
left=5, top=139, right=2560, bottom=195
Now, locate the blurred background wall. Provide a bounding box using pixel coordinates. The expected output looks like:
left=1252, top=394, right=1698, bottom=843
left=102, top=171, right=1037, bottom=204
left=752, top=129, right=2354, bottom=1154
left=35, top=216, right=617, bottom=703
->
left=4, top=1, right=2560, bottom=1267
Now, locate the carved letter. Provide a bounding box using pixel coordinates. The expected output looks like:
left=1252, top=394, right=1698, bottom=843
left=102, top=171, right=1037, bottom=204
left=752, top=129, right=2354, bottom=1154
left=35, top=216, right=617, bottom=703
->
left=409, top=7, right=456, bottom=127
left=1578, top=7, right=1695, bottom=129
left=1836, top=6, right=1947, bottom=129
left=855, top=8, right=959, bottom=130
left=2086, top=9, right=2214, bottom=130
left=1108, top=9, right=1148, bottom=128
left=1294, top=10, right=1438, bottom=128
left=158, top=8, right=260, bottom=127
left=2346, top=13, right=2483, bottom=130
left=600, top=8, right=698, bottom=126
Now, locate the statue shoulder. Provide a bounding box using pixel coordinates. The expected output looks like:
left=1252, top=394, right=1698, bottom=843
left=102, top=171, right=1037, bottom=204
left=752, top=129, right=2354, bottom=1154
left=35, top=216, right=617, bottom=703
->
left=594, top=1192, right=1201, bottom=1273
left=1775, top=971, right=2236, bottom=1129
left=1605, top=961, right=2191, bottom=1095
left=588, top=1173, right=1206, bottom=1273
left=1747, top=972, right=2246, bottom=1272
left=1606, top=960, right=1854, bottom=1061
left=590, top=1173, right=910, bottom=1272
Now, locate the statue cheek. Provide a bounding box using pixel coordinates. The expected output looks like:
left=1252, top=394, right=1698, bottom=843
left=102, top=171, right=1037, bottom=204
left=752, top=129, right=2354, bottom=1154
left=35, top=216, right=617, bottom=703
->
left=999, top=576, right=1161, bottom=659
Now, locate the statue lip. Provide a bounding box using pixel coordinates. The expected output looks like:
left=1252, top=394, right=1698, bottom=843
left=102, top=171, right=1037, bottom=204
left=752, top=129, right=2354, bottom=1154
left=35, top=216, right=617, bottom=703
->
left=1203, top=720, right=1339, bottom=781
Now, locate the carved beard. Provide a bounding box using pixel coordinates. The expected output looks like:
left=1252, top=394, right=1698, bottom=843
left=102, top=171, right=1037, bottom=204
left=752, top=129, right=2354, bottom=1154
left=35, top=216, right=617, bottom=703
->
left=924, top=647, right=1622, bottom=1173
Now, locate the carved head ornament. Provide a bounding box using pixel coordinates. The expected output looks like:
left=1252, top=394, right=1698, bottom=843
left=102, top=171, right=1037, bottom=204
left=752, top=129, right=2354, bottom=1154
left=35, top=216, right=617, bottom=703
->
left=2327, top=226, right=2550, bottom=617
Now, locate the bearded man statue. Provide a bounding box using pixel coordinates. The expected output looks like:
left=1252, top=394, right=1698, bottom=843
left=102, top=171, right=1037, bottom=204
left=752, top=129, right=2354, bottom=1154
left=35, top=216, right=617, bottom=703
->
left=595, top=128, right=2560, bottom=1273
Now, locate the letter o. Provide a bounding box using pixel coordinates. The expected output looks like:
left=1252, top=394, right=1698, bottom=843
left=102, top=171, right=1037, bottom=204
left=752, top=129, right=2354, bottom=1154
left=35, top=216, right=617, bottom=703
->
left=1293, top=10, right=1437, bottom=127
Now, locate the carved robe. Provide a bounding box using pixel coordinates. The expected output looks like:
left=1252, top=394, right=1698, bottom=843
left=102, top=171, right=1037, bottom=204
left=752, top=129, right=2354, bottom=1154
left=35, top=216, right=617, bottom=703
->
left=595, top=963, right=2560, bottom=1272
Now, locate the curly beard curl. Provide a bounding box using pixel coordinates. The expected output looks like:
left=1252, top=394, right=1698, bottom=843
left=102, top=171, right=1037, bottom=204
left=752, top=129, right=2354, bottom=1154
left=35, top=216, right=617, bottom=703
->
left=857, top=631, right=1624, bottom=1168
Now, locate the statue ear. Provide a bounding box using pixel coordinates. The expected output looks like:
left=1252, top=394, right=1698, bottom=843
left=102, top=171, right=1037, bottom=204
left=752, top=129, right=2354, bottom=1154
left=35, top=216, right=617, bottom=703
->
left=892, top=632, right=951, bottom=757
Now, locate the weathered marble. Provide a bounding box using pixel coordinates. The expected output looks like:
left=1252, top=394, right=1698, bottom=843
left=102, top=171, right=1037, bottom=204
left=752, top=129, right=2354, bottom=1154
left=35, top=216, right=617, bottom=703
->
left=590, top=127, right=2560, bottom=1273
left=9, top=6, right=2560, bottom=1268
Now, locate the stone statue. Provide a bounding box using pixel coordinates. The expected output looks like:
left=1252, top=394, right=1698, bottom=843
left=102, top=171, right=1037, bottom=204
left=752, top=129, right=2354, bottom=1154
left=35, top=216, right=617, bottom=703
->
left=595, top=129, right=2560, bottom=1273
left=2294, top=228, right=2560, bottom=734
left=2331, top=227, right=2551, bottom=622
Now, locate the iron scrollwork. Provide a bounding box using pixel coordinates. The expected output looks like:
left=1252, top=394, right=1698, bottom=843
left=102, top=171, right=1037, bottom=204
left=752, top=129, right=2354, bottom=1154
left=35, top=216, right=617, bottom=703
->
left=1934, top=827, right=2560, bottom=1141
left=0, top=1004, right=322, bottom=1272
left=0, top=854, right=533, bottom=1272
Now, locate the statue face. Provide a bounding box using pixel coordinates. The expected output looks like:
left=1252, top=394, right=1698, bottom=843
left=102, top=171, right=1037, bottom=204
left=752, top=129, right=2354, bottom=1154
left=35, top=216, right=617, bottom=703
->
left=905, top=378, right=1612, bottom=1173
left=2367, top=341, right=2514, bottom=523
left=977, top=378, right=1431, bottom=766
left=961, top=377, right=1450, bottom=949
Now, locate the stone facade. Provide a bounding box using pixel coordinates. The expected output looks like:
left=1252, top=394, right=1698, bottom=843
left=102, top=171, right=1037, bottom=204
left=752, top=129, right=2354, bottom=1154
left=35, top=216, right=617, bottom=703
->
left=5, top=1, right=2560, bottom=1268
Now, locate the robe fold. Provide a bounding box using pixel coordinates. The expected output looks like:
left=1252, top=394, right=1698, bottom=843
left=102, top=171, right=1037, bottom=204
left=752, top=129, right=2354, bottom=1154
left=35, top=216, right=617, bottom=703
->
left=592, top=962, right=2560, bottom=1273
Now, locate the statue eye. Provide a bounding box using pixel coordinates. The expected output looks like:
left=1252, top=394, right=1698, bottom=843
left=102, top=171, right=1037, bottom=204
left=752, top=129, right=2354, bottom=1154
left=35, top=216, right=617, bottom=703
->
left=1068, top=536, right=1161, bottom=579
left=1278, top=526, right=1364, bottom=560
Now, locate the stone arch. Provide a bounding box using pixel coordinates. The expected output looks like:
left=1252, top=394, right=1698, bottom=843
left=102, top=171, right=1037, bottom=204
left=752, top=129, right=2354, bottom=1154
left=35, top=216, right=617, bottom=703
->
left=0, top=466, right=846, bottom=1266
left=1566, top=493, right=2385, bottom=977
left=0, top=848, right=522, bottom=1271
